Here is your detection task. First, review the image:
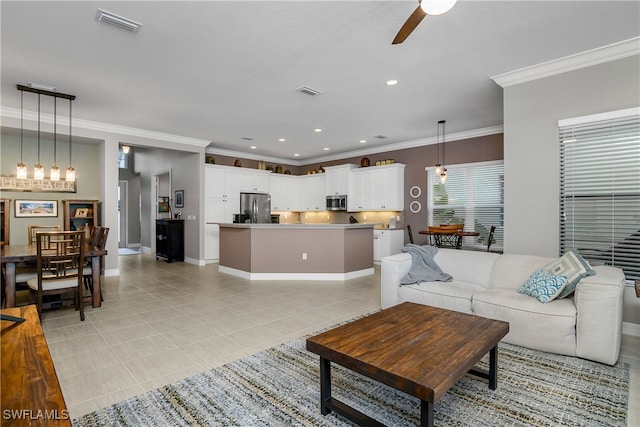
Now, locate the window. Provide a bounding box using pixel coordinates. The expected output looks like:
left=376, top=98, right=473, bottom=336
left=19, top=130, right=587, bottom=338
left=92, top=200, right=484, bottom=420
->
left=118, top=150, right=128, bottom=169
left=559, top=108, right=640, bottom=281
left=427, top=161, right=504, bottom=249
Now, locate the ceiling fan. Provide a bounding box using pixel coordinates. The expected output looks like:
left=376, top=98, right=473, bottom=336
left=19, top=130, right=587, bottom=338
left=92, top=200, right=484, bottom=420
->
left=392, top=0, right=458, bottom=44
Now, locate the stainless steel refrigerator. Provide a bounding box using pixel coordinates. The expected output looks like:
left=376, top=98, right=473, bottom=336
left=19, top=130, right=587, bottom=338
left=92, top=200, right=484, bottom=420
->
left=239, top=192, right=271, bottom=223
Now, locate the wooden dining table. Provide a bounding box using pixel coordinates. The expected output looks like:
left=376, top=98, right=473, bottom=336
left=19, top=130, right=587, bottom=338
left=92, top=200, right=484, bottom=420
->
left=1, top=244, right=107, bottom=308
left=419, top=227, right=480, bottom=249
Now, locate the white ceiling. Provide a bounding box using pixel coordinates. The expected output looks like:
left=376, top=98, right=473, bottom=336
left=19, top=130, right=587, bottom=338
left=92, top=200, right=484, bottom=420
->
left=1, top=1, right=639, bottom=164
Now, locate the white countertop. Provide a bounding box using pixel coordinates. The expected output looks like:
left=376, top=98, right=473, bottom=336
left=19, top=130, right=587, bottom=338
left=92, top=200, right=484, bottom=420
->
left=211, top=223, right=376, bottom=229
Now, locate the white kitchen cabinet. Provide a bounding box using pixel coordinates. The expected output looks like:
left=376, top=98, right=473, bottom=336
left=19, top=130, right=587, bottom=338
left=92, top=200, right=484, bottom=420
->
left=224, top=167, right=270, bottom=195
left=373, top=228, right=405, bottom=264
left=298, top=174, right=326, bottom=211
left=205, top=223, right=220, bottom=261
left=348, top=164, right=405, bottom=211
left=270, top=174, right=299, bottom=211
left=206, top=197, right=238, bottom=223
left=324, top=164, right=357, bottom=196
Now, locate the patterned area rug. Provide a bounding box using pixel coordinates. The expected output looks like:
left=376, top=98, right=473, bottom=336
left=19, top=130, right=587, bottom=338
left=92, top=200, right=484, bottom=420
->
left=73, top=337, right=629, bottom=426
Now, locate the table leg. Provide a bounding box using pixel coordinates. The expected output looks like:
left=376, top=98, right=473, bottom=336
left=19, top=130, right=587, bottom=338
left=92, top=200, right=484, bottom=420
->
left=421, top=400, right=434, bottom=427
left=320, top=357, right=332, bottom=415
left=4, top=262, right=16, bottom=308
left=489, top=345, right=498, bottom=390
left=91, top=256, right=102, bottom=308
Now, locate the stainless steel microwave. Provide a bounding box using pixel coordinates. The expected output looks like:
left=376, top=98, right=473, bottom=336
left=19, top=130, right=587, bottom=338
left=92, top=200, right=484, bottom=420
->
left=326, top=195, right=347, bottom=211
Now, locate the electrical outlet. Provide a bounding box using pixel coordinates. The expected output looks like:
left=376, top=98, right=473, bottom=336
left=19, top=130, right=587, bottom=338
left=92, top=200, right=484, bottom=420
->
left=302, top=252, right=307, bottom=260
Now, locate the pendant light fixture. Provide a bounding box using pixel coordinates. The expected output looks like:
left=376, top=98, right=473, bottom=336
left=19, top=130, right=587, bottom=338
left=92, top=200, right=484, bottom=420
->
left=16, top=84, right=76, bottom=181
left=435, top=120, right=447, bottom=184
left=65, top=98, right=75, bottom=182
left=33, top=94, right=44, bottom=180
left=50, top=97, right=60, bottom=181
left=16, top=90, right=27, bottom=179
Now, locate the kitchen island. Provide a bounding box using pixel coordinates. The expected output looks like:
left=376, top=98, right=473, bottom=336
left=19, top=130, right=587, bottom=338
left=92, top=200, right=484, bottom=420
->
left=214, top=223, right=375, bottom=280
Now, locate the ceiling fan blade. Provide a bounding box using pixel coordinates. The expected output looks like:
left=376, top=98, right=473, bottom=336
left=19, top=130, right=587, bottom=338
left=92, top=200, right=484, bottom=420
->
left=392, top=5, right=427, bottom=45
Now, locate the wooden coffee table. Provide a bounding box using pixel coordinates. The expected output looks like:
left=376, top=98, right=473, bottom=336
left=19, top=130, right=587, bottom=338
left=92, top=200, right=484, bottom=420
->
left=306, top=302, right=509, bottom=426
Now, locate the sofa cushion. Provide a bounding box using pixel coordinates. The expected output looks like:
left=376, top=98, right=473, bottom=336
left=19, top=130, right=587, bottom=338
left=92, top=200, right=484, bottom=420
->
left=489, top=254, right=555, bottom=291
left=473, top=289, right=577, bottom=357
left=543, top=249, right=595, bottom=299
left=517, top=269, right=568, bottom=303
left=399, top=280, right=485, bottom=314
left=434, top=249, right=500, bottom=290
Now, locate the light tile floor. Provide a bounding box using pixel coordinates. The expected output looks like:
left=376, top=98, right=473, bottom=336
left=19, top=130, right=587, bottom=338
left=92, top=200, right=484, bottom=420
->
left=36, top=253, right=639, bottom=424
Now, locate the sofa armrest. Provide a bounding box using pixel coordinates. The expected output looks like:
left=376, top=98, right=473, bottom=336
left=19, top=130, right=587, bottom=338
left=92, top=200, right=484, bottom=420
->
left=574, top=265, right=626, bottom=365
left=381, top=253, right=412, bottom=309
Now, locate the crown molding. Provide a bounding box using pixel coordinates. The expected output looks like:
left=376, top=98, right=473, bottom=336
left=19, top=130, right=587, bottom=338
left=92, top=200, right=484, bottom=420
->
left=1, top=106, right=211, bottom=147
left=491, top=37, right=640, bottom=88
left=302, top=125, right=504, bottom=165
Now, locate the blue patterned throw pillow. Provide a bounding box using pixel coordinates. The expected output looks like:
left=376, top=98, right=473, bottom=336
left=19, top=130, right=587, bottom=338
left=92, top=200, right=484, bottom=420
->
left=517, top=269, right=569, bottom=303
left=543, top=248, right=595, bottom=299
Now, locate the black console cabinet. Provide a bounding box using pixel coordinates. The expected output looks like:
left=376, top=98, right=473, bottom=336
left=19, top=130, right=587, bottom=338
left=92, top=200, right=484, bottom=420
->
left=156, top=219, right=184, bottom=263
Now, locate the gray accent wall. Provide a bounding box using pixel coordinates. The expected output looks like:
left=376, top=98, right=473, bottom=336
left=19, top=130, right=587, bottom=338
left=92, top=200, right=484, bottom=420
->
left=502, top=55, right=640, bottom=325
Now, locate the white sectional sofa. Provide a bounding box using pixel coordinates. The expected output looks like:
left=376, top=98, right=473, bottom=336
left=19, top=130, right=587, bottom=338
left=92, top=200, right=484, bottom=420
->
left=381, top=248, right=626, bottom=365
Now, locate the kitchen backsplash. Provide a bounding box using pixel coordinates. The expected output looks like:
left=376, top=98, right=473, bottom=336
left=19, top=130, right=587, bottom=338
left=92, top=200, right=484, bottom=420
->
left=274, top=211, right=404, bottom=227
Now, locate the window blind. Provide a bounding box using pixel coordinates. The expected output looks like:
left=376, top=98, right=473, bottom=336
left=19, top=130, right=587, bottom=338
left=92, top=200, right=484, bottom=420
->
left=427, top=161, right=504, bottom=250
left=559, top=111, right=640, bottom=281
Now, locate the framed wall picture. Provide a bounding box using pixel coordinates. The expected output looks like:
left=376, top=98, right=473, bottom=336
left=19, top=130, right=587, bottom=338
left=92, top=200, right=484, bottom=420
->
left=74, top=208, right=89, bottom=218
left=175, top=190, right=184, bottom=208
left=158, top=197, right=170, bottom=213
left=15, top=200, right=58, bottom=218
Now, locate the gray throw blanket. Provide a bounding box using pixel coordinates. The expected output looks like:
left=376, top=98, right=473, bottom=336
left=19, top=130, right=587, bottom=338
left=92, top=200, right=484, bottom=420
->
left=400, top=244, right=453, bottom=285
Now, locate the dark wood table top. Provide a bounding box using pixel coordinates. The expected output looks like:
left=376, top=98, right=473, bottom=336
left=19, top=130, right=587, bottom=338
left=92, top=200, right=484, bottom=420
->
left=0, top=243, right=107, bottom=264
left=1, top=305, right=71, bottom=426
left=306, top=302, right=509, bottom=402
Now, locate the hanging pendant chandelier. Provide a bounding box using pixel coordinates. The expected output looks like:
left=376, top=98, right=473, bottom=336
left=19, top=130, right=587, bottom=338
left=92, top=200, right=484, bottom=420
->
left=16, top=84, right=76, bottom=181
left=16, top=90, right=27, bottom=179
left=434, top=120, right=447, bottom=183
left=33, top=93, right=44, bottom=180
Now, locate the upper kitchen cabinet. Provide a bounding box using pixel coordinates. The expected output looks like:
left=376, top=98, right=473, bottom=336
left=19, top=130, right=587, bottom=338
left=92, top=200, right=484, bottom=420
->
left=349, top=163, right=405, bottom=211
left=205, top=164, right=270, bottom=200
left=298, top=174, right=326, bottom=211
left=324, top=164, right=357, bottom=196
left=270, top=174, right=300, bottom=212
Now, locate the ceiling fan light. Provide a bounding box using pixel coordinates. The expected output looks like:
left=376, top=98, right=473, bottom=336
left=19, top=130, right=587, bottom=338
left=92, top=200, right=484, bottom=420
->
left=421, top=0, right=458, bottom=15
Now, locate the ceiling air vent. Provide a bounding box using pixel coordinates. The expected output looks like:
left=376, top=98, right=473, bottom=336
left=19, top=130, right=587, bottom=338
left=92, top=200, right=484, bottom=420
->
left=96, top=9, right=143, bottom=32
left=296, top=86, right=322, bottom=96
left=242, top=136, right=254, bottom=141
left=375, top=135, right=388, bottom=139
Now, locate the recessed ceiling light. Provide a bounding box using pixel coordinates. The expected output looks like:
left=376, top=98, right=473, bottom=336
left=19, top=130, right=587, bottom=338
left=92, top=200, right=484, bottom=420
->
left=323, top=147, right=330, bottom=151
left=314, top=128, right=322, bottom=133
left=278, top=138, right=286, bottom=142
left=386, top=80, right=399, bottom=86
left=250, top=146, right=256, bottom=149
left=294, top=153, right=300, bottom=157
left=360, top=140, right=367, bottom=144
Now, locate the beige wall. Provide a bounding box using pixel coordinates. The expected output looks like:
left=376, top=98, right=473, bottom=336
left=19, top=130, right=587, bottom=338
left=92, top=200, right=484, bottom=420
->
left=502, top=55, right=640, bottom=326
left=0, top=130, right=101, bottom=244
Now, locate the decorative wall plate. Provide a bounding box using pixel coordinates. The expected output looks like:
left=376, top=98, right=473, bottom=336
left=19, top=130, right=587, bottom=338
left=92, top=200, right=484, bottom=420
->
left=410, top=201, right=421, bottom=213
left=410, top=185, right=421, bottom=198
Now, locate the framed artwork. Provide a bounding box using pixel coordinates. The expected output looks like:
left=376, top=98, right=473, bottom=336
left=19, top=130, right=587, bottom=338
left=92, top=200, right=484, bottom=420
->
left=74, top=208, right=89, bottom=218
left=158, top=197, right=170, bottom=213
left=175, top=190, right=184, bottom=208
left=15, top=200, right=58, bottom=218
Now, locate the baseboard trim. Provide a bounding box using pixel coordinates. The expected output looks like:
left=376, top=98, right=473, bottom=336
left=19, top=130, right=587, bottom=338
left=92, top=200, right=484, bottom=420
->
left=622, top=321, right=640, bottom=337
left=218, top=266, right=375, bottom=281
left=185, top=257, right=205, bottom=266
left=105, top=268, right=119, bottom=277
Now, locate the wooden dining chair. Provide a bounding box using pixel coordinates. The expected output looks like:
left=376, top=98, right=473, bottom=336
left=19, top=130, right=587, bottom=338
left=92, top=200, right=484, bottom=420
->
left=406, top=224, right=414, bottom=244
left=28, top=225, right=61, bottom=244
left=487, top=226, right=497, bottom=252
left=83, top=227, right=109, bottom=301
left=27, top=230, right=86, bottom=320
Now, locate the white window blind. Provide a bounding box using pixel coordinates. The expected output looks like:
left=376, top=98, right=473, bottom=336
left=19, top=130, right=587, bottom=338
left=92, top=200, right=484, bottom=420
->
left=427, top=161, right=504, bottom=249
left=559, top=110, right=640, bottom=281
